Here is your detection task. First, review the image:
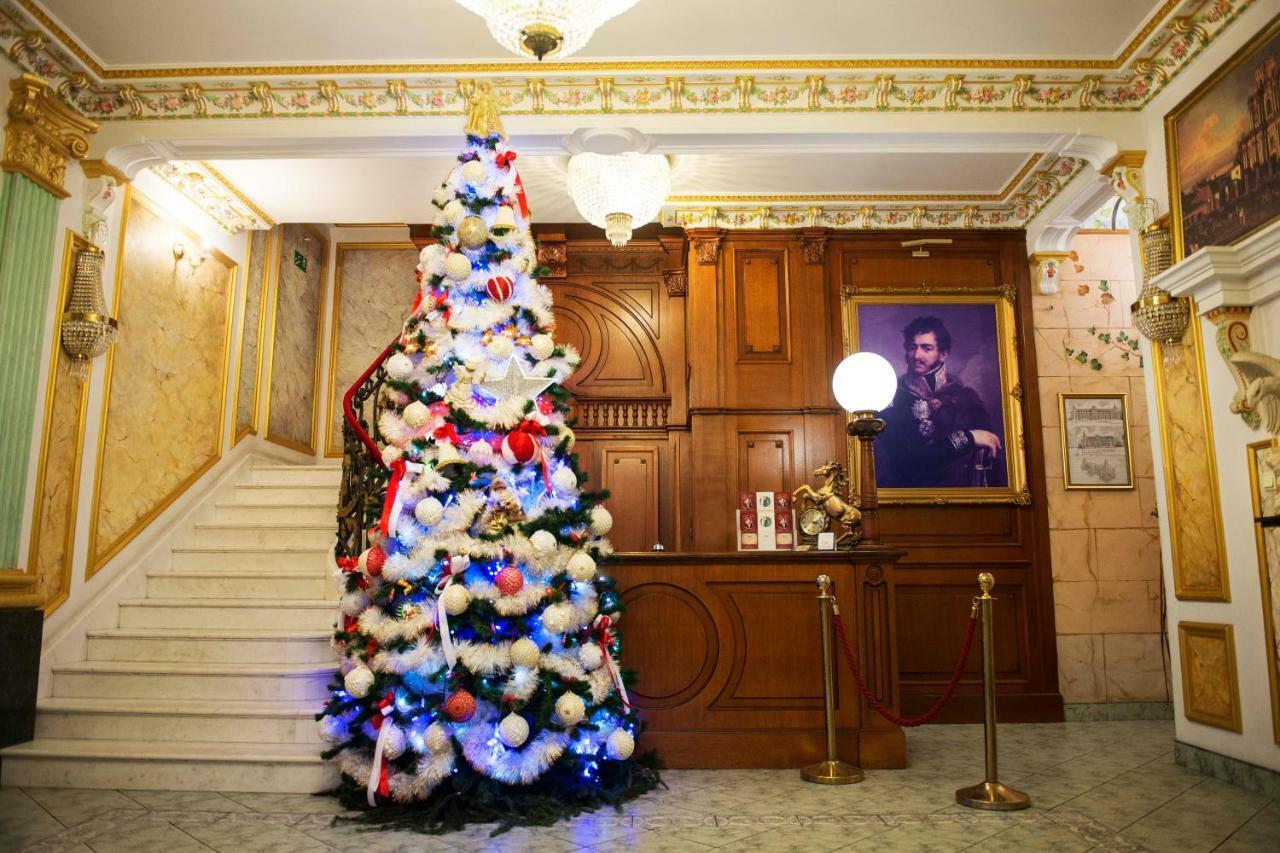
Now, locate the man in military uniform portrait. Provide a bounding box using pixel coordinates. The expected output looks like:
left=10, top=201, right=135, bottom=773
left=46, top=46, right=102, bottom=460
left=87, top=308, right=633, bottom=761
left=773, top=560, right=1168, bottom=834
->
left=876, top=315, right=1006, bottom=489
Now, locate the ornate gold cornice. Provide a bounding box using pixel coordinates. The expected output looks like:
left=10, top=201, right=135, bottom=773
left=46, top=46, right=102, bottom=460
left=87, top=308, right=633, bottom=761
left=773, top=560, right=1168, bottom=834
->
left=0, top=1, right=1259, bottom=120
left=2, top=73, right=97, bottom=197
left=1099, top=149, right=1148, bottom=175
left=80, top=158, right=127, bottom=183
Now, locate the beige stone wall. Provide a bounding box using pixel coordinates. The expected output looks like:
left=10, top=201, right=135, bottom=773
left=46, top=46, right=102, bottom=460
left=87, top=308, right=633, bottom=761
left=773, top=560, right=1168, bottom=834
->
left=233, top=228, right=271, bottom=439
left=1033, top=231, right=1169, bottom=705
left=266, top=224, right=326, bottom=453
left=325, top=244, right=418, bottom=455
left=90, top=190, right=235, bottom=570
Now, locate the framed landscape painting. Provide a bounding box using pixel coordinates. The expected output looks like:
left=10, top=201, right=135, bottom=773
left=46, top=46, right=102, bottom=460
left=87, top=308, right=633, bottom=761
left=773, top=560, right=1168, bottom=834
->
left=841, top=286, right=1027, bottom=505
left=1167, top=13, right=1280, bottom=260
left=1059, top=393, right=1134, bottom=490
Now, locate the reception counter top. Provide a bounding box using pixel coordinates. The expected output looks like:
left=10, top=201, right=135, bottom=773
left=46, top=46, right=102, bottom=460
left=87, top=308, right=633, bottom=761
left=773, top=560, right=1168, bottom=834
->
left=608, top=548, right=906, bottom=769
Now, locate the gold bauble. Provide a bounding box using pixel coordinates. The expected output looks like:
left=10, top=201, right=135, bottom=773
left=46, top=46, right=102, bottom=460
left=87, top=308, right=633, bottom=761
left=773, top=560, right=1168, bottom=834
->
left=458, top=216, right=489, bottom=249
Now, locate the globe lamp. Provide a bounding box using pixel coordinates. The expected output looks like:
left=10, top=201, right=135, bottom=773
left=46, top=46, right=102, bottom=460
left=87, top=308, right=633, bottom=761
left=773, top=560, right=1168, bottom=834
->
left=832, top=352, right=896, bottom=546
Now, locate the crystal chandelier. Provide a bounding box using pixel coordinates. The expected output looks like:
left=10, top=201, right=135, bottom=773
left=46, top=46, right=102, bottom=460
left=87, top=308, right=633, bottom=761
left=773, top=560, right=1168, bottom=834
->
left=568, top=151, right=671, bottom=247
left=453, top=0, right=640, bottom=60
left=1131, top=219, right=1190, bottom=348
left=60, top=247, right=118, bottom=381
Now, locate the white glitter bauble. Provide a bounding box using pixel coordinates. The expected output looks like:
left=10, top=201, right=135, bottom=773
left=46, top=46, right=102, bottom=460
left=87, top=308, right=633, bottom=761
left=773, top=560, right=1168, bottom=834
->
left=590, top=506, right=614, bottom=536
left=578, top=642, right=604, bottom=671
left=402, top=400, right=431, bottom=428
left=339, top=592, right=369, bottom=616
left=468, top=441, right=494, bottom=465
left=566, top=551, right=596, bottom=582
left=552, top=467, right=578, bottom=494
left=554, top=692, right=586, bottom=727
left=497, top=713, right=530, bottom=748
left=344, top=665, right=374, bottom=699
left=606, top=729, right=635, bottom=760
left=509, top=637, right=541, bottom=668
left=380, top=445, right=403, bottom=465
left=487, top=335, right=513, bottom=358
left=441, top=583, right=470, bottom=616
left=530, top=529, right=557, bottom=553
left=445, top=252, right=472, bottom=281
left=319, top=715, right=348, bottom=743
left=530, top=334, right=555, bottom=360
left=425, top=721, right=450, bottom=753
left=380, top=723, right=407, bottom=759
left=461, top=160, right=487, bottom=185
left=385, top=352, right=414, bottom=381
left=443, top=199, right=464, bottom=222
left=542, top=603, right=572, bottom=634
left=414, top=497, right=444, bottom=526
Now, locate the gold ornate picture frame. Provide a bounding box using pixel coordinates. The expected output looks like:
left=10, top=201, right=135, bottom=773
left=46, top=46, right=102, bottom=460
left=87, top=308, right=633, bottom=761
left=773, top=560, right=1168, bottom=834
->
left=1248, top=438, right=1280, bottom=744
left=1059, top=393, right=1135, bottom=490
left=840, top=285, right=1027, bottom=505
left=1178, top=621, right=1243, bottom=733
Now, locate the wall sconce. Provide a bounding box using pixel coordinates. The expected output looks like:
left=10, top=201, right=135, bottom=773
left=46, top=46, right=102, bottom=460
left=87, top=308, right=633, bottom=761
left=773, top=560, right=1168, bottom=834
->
left=61, top=247, right=118, bottom=381
left=1131, top=217, right=1190, bottom=354
left=832, top=352, right=898, bottom=546
left=172, top=240, right=208, bottom=270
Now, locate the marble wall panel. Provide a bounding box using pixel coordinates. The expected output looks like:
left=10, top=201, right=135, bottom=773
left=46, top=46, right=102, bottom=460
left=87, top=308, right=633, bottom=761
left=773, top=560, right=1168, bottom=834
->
left=90, top=191, right=235, bottom=571
left=1152, top=319, right=1230, bottom=601
left=326, top=244, right=418, bottom=455
left=233, top=229, right=271, bottom=440
left=1179, top=622, right=1242, bottom=732
left=1037, top=231, right=1169, bottom=705
left=266, top=224, right=326, bottom=454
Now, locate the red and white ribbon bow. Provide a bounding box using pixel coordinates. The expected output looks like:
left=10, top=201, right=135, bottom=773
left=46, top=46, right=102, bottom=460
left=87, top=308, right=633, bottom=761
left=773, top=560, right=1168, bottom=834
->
left=592, top=615, right=630, bottom=712
left=435, top=555, right=469, bottom=669
left=366, top=690, right=395, bottom=807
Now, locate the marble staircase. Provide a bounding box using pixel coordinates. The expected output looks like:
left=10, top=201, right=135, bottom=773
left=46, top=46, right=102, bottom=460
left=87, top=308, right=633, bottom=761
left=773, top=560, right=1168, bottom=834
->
left=0, top=460, right=343, bottom=793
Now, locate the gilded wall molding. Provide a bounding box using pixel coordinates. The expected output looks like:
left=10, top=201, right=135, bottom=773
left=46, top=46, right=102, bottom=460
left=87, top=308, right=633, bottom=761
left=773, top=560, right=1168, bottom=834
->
left=1, top=72, right=96, bottom=198
left=1178, top=621, right=1243, bottom=733
left=0, top=1, right=1260, bottom=121
left=147, top=160, right=273, bottom=234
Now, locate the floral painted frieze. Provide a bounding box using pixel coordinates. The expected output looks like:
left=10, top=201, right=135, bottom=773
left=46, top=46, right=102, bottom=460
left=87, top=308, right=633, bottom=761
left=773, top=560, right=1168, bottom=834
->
left=661, top=156, right=1085, bottom=231
left=0, top=0, right=1258, bottom=121
left=148, top=161, right=274, bottom=234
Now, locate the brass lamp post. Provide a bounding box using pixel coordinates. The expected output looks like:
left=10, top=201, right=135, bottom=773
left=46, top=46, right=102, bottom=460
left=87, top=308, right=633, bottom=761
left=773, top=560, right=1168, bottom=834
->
left=832, top=352, right=897, bottom=546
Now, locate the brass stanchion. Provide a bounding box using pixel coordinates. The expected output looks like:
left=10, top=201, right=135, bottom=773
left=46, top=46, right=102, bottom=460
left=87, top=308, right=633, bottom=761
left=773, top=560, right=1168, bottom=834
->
left=956, top=572, right=1030, bottom=810
left=802, top=574, right=863, bottom=785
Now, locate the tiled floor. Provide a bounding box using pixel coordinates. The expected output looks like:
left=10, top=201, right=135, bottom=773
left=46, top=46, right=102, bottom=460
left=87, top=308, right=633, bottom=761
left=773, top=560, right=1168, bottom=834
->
left=1, top=721, right=1276, bottom=852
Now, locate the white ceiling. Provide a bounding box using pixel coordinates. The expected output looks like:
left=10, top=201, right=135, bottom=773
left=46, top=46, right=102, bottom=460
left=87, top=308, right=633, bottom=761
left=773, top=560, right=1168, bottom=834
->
left=40, top=0, right=1161, bottom=67
left=210, top=150, right=1037, bottom=224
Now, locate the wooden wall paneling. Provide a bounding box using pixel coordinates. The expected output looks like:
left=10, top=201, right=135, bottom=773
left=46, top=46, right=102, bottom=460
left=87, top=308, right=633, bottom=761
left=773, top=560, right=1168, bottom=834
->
left=686, top=229, right=725, bottom=410
left=831, top=231, right=1062, bottom=722
left=736, top=430, right=794, bottom=497
left=720, top=237, right=805, bottom=409
left=734, top=249, right=790, bottom=362
left=599, top=445, right=660, bottom=552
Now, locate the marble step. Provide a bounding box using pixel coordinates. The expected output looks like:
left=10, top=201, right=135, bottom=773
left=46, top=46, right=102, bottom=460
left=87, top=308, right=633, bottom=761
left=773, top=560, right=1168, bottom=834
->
left=233, top=483, right=338, bottom=504
left=171, top=545, right=330, bottom=572
left=86, top=627, right=335, bottom=664
left=146, top=569, right=330, bottom=600
left=51, top=660, right=335, bottom=701
left=192, top=522, right=334, bottom=549
left=118, top=598, right=337, bottom=631
left=33, top=697, right=326, bottom=744
left=213, top=501, right=336, bottom=525
left=249, top=464, right=342, bottom=486
left=0, top=738, right=337, bottom=792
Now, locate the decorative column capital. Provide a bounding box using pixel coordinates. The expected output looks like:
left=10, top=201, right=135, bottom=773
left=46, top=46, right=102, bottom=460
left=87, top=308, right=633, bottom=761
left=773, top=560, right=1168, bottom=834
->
left=662, top=268, right=687, bottom=297
left=1101, top=150, right=1150, bottom=230
left=1028, top=251, right=1071, bottom=295
left=688, top=229, right=724, bottom=265
left=535, top=235, right=567, bottom=278
left=3, top=73, right=98, bottom=199
left=799, top=229, right=829, bottom=265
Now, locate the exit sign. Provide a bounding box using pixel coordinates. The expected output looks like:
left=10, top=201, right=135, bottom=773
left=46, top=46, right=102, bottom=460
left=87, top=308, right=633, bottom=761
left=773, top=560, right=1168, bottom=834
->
left=293, top=250, right=307, bottom=272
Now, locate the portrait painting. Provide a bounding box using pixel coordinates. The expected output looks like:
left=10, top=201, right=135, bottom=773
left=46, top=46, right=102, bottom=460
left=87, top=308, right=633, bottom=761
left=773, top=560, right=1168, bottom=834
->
left=1167, top=14, right=1280, bottom=259
left=842, top=291, right=1026, bottom=504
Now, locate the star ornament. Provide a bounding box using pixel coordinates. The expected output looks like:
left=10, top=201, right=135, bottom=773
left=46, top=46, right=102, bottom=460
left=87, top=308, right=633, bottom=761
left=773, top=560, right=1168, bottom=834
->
left=476, top=356, right=555, bottom=406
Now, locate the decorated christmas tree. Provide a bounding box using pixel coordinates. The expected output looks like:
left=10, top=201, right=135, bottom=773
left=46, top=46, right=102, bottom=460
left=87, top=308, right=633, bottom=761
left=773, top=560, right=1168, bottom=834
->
left=319, top=87, right=656, bottom=824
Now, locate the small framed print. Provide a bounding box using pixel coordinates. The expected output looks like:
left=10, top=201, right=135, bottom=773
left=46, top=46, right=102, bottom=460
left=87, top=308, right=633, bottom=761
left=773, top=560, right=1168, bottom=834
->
left=1059, top=393, right=1134, bottom=490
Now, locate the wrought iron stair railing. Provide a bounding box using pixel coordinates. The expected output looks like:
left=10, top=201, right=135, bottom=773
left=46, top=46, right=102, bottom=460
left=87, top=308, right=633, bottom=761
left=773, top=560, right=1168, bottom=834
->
left=336, top=339, right=396, bottom=561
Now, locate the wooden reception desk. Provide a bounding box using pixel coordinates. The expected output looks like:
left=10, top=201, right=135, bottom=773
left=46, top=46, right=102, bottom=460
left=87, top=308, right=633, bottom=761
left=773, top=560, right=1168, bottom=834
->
left=611, top=548, right=906, bottom=769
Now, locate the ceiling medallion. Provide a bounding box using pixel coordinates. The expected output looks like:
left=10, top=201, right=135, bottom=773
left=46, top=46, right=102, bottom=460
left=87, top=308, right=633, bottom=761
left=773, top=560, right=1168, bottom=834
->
left=453, top=0, right=641, bottom=60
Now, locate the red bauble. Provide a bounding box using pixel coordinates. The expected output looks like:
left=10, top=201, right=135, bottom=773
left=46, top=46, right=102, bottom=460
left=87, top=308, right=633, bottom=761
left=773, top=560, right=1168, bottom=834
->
left=444, top=689, right=477, bottom=722
left=486, top=276, right=514, bottom=301
left=495, top=564, right=524, bottom=596
left=364, top=545, right=386, bottom=577
left=502, top=431, right=536, bottom=465
left=536, top=395, right=554, bottom=416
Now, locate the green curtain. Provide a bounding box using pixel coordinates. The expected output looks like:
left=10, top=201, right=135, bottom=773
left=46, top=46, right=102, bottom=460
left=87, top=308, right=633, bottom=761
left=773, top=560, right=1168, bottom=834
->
left=0, top=171, right=61, bottom=566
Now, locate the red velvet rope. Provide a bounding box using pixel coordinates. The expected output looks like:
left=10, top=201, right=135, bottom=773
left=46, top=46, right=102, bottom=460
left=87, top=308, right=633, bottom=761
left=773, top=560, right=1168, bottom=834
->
left=832, top=608, right=978, bottom=728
